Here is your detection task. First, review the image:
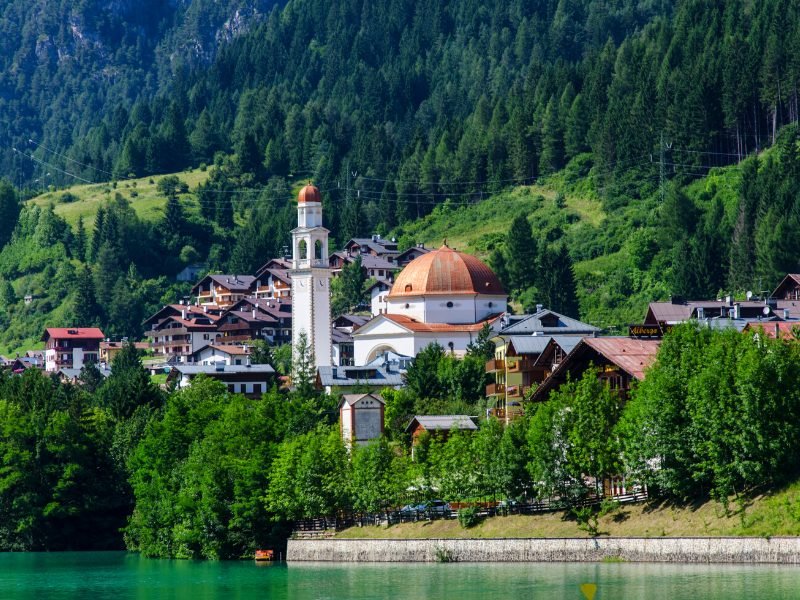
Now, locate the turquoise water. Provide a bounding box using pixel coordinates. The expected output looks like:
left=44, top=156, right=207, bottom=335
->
left=1, top=552, right=800, bottom=599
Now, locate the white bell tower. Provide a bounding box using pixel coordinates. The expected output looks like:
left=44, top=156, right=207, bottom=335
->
left=290, top=183, right=332, bottom=370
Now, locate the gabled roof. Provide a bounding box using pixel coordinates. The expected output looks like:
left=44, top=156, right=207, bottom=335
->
left=396, top=245, right=431, bottom=264
left=142, top=304, right=221, bottom=328
left=191, top=274, right=256, bottom=295
left=171, top=364, right=274, bottom=375
left=343, top=237, right=400, bottom=255
left=530, top=337, right=660, bottom=403
left=506, top=335, right=552, bottom=356
left=255, top=258, right=292, bottom=278
left=405, top=415, right=477, bottom=433
left=194, top=344, right=250, bottom=356
left=744, top=321, right=800, bottom=339
left=499, top=309, right=599, bottom=335
left=771, top=274, right=800, bottom=299
left=42, top=327, right=105, bottom=341
left=58, top=366, right=112, bottom=380
left=150, top=315, right=217, bottom=331
left=333, top=314, right=369, bottom=329
left=339, top=392, right=385, bottom=408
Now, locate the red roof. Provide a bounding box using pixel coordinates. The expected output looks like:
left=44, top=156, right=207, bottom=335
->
left=43, top=327, right=105, bottom=341
left=380, top=313, right=502, bottom=333
left=582, top=337, right=661, bottom=380
left=744, top=322, right=800, bottom=340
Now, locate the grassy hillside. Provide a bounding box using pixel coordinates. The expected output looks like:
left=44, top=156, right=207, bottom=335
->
left=336, top=480, right=800, bottom=540
left=28, top=169, right=211, bottom=229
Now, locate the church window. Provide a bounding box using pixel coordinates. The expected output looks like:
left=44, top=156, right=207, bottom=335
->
left=315, top=240, right=323, bottom=260
left=298, top=240, right=308, bottom=259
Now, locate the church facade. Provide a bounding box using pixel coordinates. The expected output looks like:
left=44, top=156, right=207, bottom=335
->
left=351, top=244, right=508, bottom=365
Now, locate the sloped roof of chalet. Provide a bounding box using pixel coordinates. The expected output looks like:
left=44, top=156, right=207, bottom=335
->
left=506, top=335, right=552, bottom=356
left=223, top=310, right=278, bottom=324
left=771, top=274, right=800, bottom=298
left=356, top=313, right=502, bottom=335
left=152, top=315, right=217, bottom=331
left=396, top=246, right=431, bottom=262
left=142, top=304, right=221, bottom=328
left=263, top=269, right=292, bottom=285
left=331, top=328, right=353, bottom=344
left=776, top=300, right=800, bottom=318
left=191, top=274, right=256, bottom=294
left=333, top=252, right=398, bottom=271
left=530, top=337, right=660, bottom=403
left=532, top=336, right=585, bottom=366
left=499, top=309, right=599, bottom=335
left=43, top=327, right=105, bottom=341
left=405, top=415, right=478, bottom=433
left=195, top=344, right=250, bottom=356
left=339, top=392, right=385, bottom=407
left=228, top=297, right=292, bottom=318
left=646, top=300, right=789, bottom=323
left=58, top=367, right=112, bottom=380
left=255, top=258, right=292, bottom=278
left=333, top=314, right=369, bottom=329
left=365, top=279, right=392, bottom=293
left=316, top=365, right=405, bottom=387
left=344, top=237, right=400, bottom=255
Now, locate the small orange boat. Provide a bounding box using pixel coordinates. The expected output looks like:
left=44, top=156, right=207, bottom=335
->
left=255, top=549, right=275, bottom=562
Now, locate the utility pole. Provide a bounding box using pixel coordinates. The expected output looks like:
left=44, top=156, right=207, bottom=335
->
left=659, top=131, right=666, bottom=203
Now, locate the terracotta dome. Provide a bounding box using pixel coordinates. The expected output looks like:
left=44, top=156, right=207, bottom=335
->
left=389, top=244, right=505, bottom=298
left=298, top=183, right=321, bottom=204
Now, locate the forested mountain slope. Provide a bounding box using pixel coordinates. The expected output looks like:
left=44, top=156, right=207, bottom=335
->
left=2, top=0, right=800, bottom=352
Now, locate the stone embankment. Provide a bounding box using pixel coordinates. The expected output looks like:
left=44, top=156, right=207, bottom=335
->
left=287, top=537, right=800, bottom=564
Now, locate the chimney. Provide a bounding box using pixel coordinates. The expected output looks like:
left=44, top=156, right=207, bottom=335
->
left=536, top=304, right=543, bottom=313
left=784, top=308, right=790, bottom=320
left=733, top=303, right=741, bottom=320
left=697, top=307, right=705, bottom=320
left=252, top=309, right=257, bottom=320
left=181, top=309, right=187, bottom=320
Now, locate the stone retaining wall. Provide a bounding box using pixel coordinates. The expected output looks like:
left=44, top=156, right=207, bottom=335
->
left=287, top=537, right=800, bottom=564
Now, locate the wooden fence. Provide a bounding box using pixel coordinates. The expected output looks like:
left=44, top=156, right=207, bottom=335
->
left=292, top=489, right=649, bottom=537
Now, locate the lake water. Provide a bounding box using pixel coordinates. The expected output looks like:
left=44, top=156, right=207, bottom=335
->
left=1, top=552, right=800, bottom=599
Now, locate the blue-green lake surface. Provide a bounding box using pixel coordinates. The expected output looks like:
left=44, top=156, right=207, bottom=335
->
left=2, top=552, right=800, bottom=599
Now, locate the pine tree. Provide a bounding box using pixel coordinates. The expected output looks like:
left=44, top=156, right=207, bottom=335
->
left=539, top=97, right=564, bottom=174
left=73, top=265, right=99, bottom=326
left=505, top=214, right=538, bottom=292
left=0, top=179, right=19, bottom=248
left=293, top=331, right=317, bottom=400
left=90, top=207, right=106, bottom=262
left=74, top=216, right=87, bottom=262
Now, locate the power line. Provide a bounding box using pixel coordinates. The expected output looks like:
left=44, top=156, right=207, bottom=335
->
left=27, top=138, right=115, bottom=178
left=12, top=147, right=95, bottom=185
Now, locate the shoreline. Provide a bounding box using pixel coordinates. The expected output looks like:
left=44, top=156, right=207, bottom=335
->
left=287, top=537, right=800, bottom=564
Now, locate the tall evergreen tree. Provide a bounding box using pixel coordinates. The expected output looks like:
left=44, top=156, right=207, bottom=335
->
left=505, top=215, right=538, bottom=292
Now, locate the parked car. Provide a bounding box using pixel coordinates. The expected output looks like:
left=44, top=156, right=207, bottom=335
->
left=421, top=500, right=451, bottom=516
left=399, top=503, right=426, bottom=515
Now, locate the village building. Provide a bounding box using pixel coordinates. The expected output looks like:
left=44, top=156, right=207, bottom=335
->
left=316, top=358, right=406, bottom=395
left=331, top=315, right=368, bottom=367
left=176, top=263, right=206, bottom=282
left=190, top=344, right=250, bottom=366
left=290, top=183, right=333, bottom=371
left=99, top=341, right=150, bottom=365
left=352, top=244, right=508, bottom=365
left=405, top=415, right=478, bottom=456
left=339, top=393, right=385, bottom=448
left=167, top=363, right=275, bottom=397
left=396, top=243, right=431, bottom=267
left=530, top=337, right=660, bottom=403
left=367, top=279, right=392, bottom=316
left=144, top=311, right=221, bottom=363
left=743, top=321, right=800, bottom=340
left=221, top=297, right=292, bottom=346
left=253, top=260, right=292, bottom=299
left=57, top=365, right=112, bottom=385
left=192, top=274, right=257, bottom=308
left=42, top=327, right=105, bottom=373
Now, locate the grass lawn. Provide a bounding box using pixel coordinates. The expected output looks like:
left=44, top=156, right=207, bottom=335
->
left=335, top=481, right=800, bottom=539
left=28, top=169, right=211, bottom=229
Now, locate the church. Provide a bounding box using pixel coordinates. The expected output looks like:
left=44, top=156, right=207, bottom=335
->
left=290, top=184, right=508, bottom=371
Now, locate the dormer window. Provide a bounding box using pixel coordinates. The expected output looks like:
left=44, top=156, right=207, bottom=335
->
left=405, top=284, right=412, bottom=292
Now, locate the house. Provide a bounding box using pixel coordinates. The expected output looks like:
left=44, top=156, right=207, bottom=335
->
left=190, top=344, right=251, bottom=366
left=144, top=311, right=221, bottom=363
left=405, top=415, right=478, bottom=453
left=744, top=321, right=800, bottom=340
left=340, top=393, right=385, bottom=448
left=42, top=327, right=105, bottom=373
left=530, top=337, right=661, bottom=403
left=367, top=279, right=392, bottom=316
left=57, top=366, right=112, bottom=385
left=176, top=263, right=206, bottom=282
left=486, top=335, right=582, bottom=419
left=253, top=260, right=292, bottom=299
left=396, top=244, right=431, bottom=267
left=223, top=297, right=293, bottom=345
left=192, top=274, right=257, bottom=307
left=329, top=251, right=399, bottom=283
left=3, top=357, right=38, bottom=374
left=99, top=341, right=150, bottom=365
left=167, top=364, right=275, bottom=398
left=771, top=274, right=800, bottom=301
left=316, top=360, right=406, bottom=395
left=342, top=235, right=400, bottom=263
left=644, top=297, right=783, bottom=326
left=332, top=315, right=369, bottom=366
left=497, top=306, right=601, bottom=336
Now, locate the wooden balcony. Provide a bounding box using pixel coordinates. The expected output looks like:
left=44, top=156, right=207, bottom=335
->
left=505, top=385, right=531, bottom=399
left=485, top=359, right=505, bottom=372
left=486, top=383, right=505, bottom=396
left=507, top=357, right=535, bottom=372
